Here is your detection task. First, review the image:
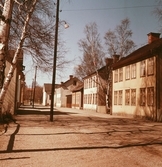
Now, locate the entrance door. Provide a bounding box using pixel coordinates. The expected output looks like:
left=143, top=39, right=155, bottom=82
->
left=66, top=95, right=72, bottom=108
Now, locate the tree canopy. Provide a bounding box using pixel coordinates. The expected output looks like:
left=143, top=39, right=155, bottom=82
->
left=74, top=22, right=105, bottom=80
left=104, top=18, right=136, bottom=59
left=8, top=0, right=70, bottom=73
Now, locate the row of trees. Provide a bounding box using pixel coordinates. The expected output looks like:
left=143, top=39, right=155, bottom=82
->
left=74, top=0, right=162, bottom=80
left=74, top=18, right=136, bottom=80
left=23, top=83, right=43, bottom=105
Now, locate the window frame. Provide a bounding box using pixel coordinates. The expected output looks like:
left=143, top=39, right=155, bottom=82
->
left=131, top=89, right=136, bottom=106
left=114, top=91, right=118, bottom=105
left=147, top=57, right=154, bottom=76
left=131, top=63, right=136, bottom=79
left=147, top=87, right=154, bottom=106
left=125, top=89, right=130, bottom=105
left=140, top=88, right=146, bottom=106
left=125, top=65, right=130, bottom=80
left=118, top=90, right=123, bottom=105
left=119, top=68, right=123, bottom=81
left=140, top=60, right=146, bottom=77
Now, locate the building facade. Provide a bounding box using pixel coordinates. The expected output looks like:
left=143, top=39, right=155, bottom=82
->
left=83, top=58, right=113, bottom=113
left=54, top=75, right=83, bottom=108
left=3, top=50, right=25, bottom=114
left=112, top=32, right=162, bottom=121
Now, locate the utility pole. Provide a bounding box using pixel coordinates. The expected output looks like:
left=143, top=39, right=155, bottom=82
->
left=32, top=66, right=37, bottom=108
left=50, top=0, right=59, bottom=121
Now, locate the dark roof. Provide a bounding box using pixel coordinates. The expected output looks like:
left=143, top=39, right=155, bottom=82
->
left=83, top=63, right=113, bottom=80
left=112, top=38, right=162, bottom=69
left=71, top=83, right=84, bottom=92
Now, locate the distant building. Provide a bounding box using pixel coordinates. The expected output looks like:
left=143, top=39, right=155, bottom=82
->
left=55, top=75, right=83, bottom=108
left=42, top=83, right=52, bottom=106
left=42, top=75, right=83, bottom=108
left=83, top=58, right=113, bottom=113
left=71, top=82, right=84, bottom=109
left=112, top=32, right=162, bottom=121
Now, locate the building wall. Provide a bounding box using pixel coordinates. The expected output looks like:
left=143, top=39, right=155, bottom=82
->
left=112, top=56, right=156, bottom=119
left=55, top=88, right=61, bottom=107
left=42, top=86, right=46, bottom=105
left=83, top=74, right=98, bottom=111
left=157, top=53, right=162, bottom=121
left=72, top=91, right=82, bottom=109
left=3, top=61, right=17, bottom=114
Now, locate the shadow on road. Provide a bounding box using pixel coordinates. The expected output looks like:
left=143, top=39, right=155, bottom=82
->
left=17, top=110, right=71, bottom=115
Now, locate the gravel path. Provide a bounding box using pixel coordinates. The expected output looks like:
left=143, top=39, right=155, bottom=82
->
left=0, top=106, right=162, bottom=167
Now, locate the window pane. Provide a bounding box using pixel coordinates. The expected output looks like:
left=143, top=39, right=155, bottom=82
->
left=126, top=66, right=130, bottom=80
left=147, top=58, right=154, bottom=75
left=131, top=64, right=136, bottom=79
left=140, top=88, right=146, bottom=106
left=147, top=87, right=154, bottom=106
left=125, top=89, right=130, bottom=105
left=114, top=91, right=118, bottom=105
left=118, top=90, right=123, bottom=105
left=140, top=60, right=146, bottom=77
left=131, top=89, right=136, bottom=106
left=119, top=68, right=123, bottom=81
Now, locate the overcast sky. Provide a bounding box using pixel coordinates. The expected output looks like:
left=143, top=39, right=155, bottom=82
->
left=24, top=0, right=160, bottom=86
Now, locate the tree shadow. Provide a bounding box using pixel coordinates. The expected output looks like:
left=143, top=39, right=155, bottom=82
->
left=16, top=109, right=76, bottom=116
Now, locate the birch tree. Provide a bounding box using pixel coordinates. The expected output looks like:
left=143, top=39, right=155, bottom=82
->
left=104, top=18, right=136, bottom=59
left=0, top=0, right=38, bottom=118
left=153, top=0, right=162, bottom=32
left=75, top=22, right=105, bottom=80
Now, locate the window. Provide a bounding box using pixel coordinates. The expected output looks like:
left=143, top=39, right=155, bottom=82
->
left=114, top=69, right=118, bottom=82
left=125, top=89, right=130, bottom=105
left=119, top=68, right=123, bottom=81
left=114, top=91, right=118, bottom=105
left=140, top=60, right=146, bottom=77
left=147, top=58, right=154, bottom=75
left=93, top=93, right=97, bottom=104
left=118, top=90, right=123, bottom=105
left=147, top=87, right=154, bottom=106
left=140, top=88, right=146, bottom=106
left=89, top=78, right=92, bottom=88
left=131, top=89, right=136, bottom=106
left=92, top=76, right=95, bottom=87
left=125, top=65, right=130, bottom=80
left=84, top=94, right=87, bottom=104
left=131, top=64, right=136, bottom=79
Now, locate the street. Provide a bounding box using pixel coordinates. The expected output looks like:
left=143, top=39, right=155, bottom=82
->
left=0, top=105, right=162, bottom=167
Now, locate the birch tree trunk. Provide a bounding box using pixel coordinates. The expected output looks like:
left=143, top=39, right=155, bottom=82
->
left=0, top=0, right=38, bottom=118
left=0, top=0, right=14, bottom=118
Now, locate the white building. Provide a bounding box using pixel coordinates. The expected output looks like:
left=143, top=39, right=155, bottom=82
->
left=112, top=32, right=162, bottom=121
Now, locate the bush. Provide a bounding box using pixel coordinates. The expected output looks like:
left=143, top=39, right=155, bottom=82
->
left=0, top=111, right=16, bottom=124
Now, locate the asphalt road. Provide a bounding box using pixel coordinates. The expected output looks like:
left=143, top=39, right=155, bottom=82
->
left=0, top=105, right=162, bottom=167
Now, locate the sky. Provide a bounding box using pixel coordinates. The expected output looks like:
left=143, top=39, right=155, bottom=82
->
left=24, top=0, right=161, bottom=87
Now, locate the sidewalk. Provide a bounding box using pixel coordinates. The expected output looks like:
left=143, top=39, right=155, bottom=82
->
left=0, top=105, right=162, bottom=167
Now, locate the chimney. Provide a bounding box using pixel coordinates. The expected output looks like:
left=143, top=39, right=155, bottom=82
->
left=113, top=54, right=120, bottom=63
left=105, top=58, right=113, bottom=66
left=147, top=32, right=160, bottom=44
left=69, top=75, right=73, bottom=80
